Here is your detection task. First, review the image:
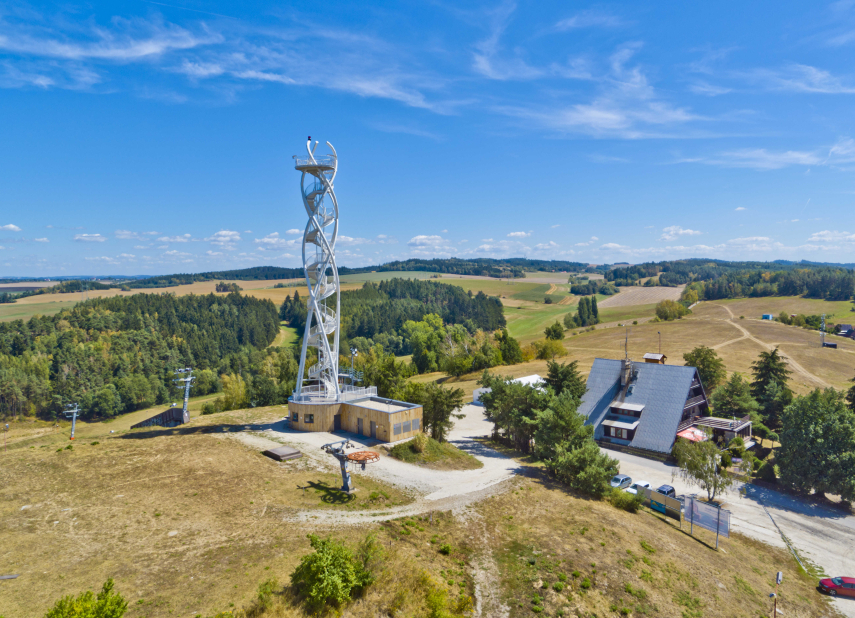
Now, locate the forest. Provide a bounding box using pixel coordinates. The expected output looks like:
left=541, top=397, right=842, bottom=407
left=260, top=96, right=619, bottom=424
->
left=0, top=292, right=291, bottom=419
left=280, top=278, right=506, bottom=356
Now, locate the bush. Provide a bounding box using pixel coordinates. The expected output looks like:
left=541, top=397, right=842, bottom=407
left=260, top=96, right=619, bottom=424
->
left=44, top=579, right=127, bottom=618
left=412, top=432, right=428, bottom=453
left=757, top=461, right=777, bottom=482
left=439, top=543, right=452, bottom=555
left=532, top=339, right=567, bottom=360
left=290, top=534, right=373, bottom=611
left=201, top=402, right=216, bottom=415
left=719, top=451, right=732, bottom=469
left=655, top=300, right=690, bottom=321
left=609, top=488, right=643, bottom=513
left=767, top=431, right=779, bottom=443
left=544, top=296, right=553, bottom=304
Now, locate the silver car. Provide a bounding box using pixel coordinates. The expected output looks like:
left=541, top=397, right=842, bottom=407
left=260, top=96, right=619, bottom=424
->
left=610, top=474, right=632, bottom=489
left=626, top=480, right=650, bottom=495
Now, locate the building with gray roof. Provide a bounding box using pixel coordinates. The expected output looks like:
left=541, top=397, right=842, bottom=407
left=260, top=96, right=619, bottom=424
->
left=578, top=358, right=712, bottom=454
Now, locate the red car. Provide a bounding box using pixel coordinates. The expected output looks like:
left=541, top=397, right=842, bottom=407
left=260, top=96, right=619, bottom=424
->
left=819, top=577, right=855, bottom=596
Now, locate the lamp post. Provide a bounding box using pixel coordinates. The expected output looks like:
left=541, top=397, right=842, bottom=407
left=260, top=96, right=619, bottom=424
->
left=350, top=347, right=359, bottom=386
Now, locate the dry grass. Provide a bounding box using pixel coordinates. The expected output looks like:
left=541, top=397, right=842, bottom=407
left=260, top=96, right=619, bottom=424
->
left=597, top=285, right=684, bottom=308
left=0, top=404, right=840, bottom=618
left=481, top=474, right=834, bottom=618
left=0, top=408, right=413, bottom=618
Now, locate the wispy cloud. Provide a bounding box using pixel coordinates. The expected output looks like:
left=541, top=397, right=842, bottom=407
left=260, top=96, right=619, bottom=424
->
left=34, top=237, right=49, bottom=243
left=735, top=207, right=746, bottom=211
left=254, top=232, right=295, bottom=249
left=507, top=231, right=531, bottom=238
left=659, top=226, right=701, bottom=241
left=741, top=64, right=855, bottom=94
left=554, top=10, right=624, bottom=31
left=808, top=230, right=855, bottom=242
left=158, top=234, right=193, bottom=242
left=74, top=233, right=106, bottom=242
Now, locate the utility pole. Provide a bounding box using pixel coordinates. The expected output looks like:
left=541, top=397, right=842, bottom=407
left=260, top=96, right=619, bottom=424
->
left=821, top=314, right=826, bottom=347
left=658, top=331, right=661, bottom=354
left=62, top=404, right=80, bottom=440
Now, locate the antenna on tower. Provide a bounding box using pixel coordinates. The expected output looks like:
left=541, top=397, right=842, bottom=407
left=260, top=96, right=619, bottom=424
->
left=62, top=403, right=80, bottom=440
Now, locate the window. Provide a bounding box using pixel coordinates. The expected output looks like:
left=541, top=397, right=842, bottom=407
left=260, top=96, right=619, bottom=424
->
left=292, top=412, right=298, bottom=422
left=412, top=418, right=420, bottom=431
left=393, top=423, right=402, bottom=435
left=402, top=421, right=411, bottom=433
left=305, top=414, right=314, bottom=424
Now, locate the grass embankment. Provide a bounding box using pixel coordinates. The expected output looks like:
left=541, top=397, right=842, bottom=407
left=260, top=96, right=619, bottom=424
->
left=388, top=435, right=483, bottom=470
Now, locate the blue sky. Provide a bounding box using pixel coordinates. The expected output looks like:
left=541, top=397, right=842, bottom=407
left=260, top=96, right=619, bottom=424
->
left=2, top=1, right=855, bottom=276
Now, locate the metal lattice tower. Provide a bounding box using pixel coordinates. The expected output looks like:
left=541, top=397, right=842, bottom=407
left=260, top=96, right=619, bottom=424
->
left=173, top=367, right=194, bottom=424
left=293, top=138, right=341, bottom=401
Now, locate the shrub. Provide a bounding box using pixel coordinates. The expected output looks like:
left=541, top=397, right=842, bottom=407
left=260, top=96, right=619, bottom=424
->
left=244, top=579, right=278, bottom=618
left=552, top=581, right=564, bottom=592
left=757, top=461, right=777, bottom=482
left=201, top=402, right=216, bottom=415
left=290, top=534, right=373, bottom=611
left=609, top=488, right=643, bottom=513
left=580, top=577, right=592, bottom=590
left=439, top=543, right=452, bottom=555
left=544, top=296, right=553, bottom=304
left=767, top=431, right=779, bottom=443
left=719, top=451, right=732, bottom=469
left=639, top=540, right=655, bottom=554
left=532, top=338, right=567, bottom=360
left=412, top=432, right=428, bottom=453
left=655, top=300, right=690, bottom=321
left=43, top=579, right=127, bottom=618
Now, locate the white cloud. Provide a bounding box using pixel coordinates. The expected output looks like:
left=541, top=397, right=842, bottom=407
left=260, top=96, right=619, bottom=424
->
left=743, top=64, right=855, bottom=94
left=338, top=235, right=373, bottom=246
left=575, top=236, right=599, bottom=247
left=254, top=232, right=297, bottom=249
left=534, top=241, right=559, bottom=250
left=74, top=233, right=106, bottom=242
left=600, top=242, right=631, bottom=251
left=285, top=229, right=302, bottom=235
left=206, top=230, right=241, bottom=248
left=164, top=249, right=191, bottom=257
left=115, top=229, right=141, bottom=239
left=84, top=256, right=118, bottom=264
left=808, top=230, right=855, bottom=242
left=206, top=250, right=223, bottom=256
left=376, top=234, right=397, bottom=244
left=551, top=224, right=561, bottom=228
left=659, top=226, right=701, bottom=241
left=0, top=224, right=22, bottom=232
left=408, top=235, right=446, bottom=247
left=158, top=234, right=192, bottom=242
left=441, top=229, right=448, bottom=233
left=507, top=231, right=531, bottom=238
left=34, top=237, right=49, bottom=243
left=735, top=207, right=746, bottom=211
left=117, top=253, right=136, bottom=259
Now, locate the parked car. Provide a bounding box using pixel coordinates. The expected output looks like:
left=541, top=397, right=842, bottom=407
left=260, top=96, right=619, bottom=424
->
left=610, top=474, right=632, bottom=489
left=626, top=480, right=651, bottom=495
left=655, top=485, right=676, bottom=499
left=819, top=577, right=855, bottom=597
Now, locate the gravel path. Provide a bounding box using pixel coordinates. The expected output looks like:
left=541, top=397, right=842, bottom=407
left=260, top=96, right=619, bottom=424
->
left=227, top=404, right=522, bottom=525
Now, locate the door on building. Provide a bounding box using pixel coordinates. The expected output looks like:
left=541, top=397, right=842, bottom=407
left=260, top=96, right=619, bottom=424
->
left=333, top=415, right=341, bottom=431
left=357, top=418, right=364, bottom=435
left=370, top=421, right=377, bottom=439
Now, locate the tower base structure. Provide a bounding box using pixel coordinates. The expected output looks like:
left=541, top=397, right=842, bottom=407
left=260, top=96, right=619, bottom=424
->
left=288, top=393, right=423, bottom=444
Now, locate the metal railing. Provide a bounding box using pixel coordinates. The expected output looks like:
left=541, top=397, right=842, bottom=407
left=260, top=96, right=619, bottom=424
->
left=289, top=385, right=377, bottom=403
left=294, top=155, right=336, bottom=168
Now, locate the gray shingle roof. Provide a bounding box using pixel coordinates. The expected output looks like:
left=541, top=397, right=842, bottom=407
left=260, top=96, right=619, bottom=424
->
left=578, top=358, right=698, bottom=454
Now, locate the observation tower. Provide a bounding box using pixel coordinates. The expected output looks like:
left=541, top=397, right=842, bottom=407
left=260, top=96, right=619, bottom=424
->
left=288, top=138, right=423, bottom=443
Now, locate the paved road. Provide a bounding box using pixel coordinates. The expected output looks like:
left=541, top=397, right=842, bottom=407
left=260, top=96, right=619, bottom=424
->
left=610, top=449, right=855, bottom=617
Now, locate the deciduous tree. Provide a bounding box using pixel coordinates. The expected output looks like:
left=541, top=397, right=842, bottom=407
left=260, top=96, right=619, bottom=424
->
left=682, top=346, right=726, bottom=391
left=674, top=437, right=733, bottom=502
left=778, top=388, right=855, bottom=502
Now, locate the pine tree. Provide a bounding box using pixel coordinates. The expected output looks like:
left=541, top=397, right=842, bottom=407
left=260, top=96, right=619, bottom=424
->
left=578, top=297, right=590, bottom=326
left=750, top=348, right=792, bottom=400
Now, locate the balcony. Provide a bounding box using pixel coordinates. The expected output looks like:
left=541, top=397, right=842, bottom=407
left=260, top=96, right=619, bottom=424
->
left=684, top=394, right=706, bottom=410
left=294, top=155, right=336, bottom=170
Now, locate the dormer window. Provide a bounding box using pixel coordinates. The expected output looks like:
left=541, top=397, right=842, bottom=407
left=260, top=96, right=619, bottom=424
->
left=609, top=402, right=645, bottom=418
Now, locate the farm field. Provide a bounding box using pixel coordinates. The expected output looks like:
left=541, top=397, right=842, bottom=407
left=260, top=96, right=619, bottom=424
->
left=0, top=300, right=77, bottom=322
left=0, top=404, right=830, bottom=618
left=597, top=284, right=684, bottom=307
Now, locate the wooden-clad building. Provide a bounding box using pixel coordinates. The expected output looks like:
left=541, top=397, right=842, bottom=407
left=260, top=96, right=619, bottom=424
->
left=288, top=396, right=423, bottom=443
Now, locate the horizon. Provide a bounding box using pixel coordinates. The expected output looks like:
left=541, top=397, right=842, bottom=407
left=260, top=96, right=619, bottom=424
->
left=3, top=1, right=855, bottom=276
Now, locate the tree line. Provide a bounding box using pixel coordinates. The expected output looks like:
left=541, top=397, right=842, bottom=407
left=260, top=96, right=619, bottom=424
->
left=280, top=279, right=506, bottom=357
left=0, top=292, right=290, bottom=419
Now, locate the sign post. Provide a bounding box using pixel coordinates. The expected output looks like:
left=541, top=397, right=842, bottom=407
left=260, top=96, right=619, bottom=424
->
left=775, top=572, right=782, bottom=616
left=716, top=506, right=721, bottom=550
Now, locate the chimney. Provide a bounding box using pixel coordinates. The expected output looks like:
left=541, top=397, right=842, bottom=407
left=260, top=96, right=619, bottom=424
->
left=621, top=359, right=633, bottom=386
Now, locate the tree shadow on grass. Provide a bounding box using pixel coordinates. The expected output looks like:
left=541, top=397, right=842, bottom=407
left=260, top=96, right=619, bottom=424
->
left=116, top=419, right=286, bottom=440
left=305, top=480, right=356, bottom=505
